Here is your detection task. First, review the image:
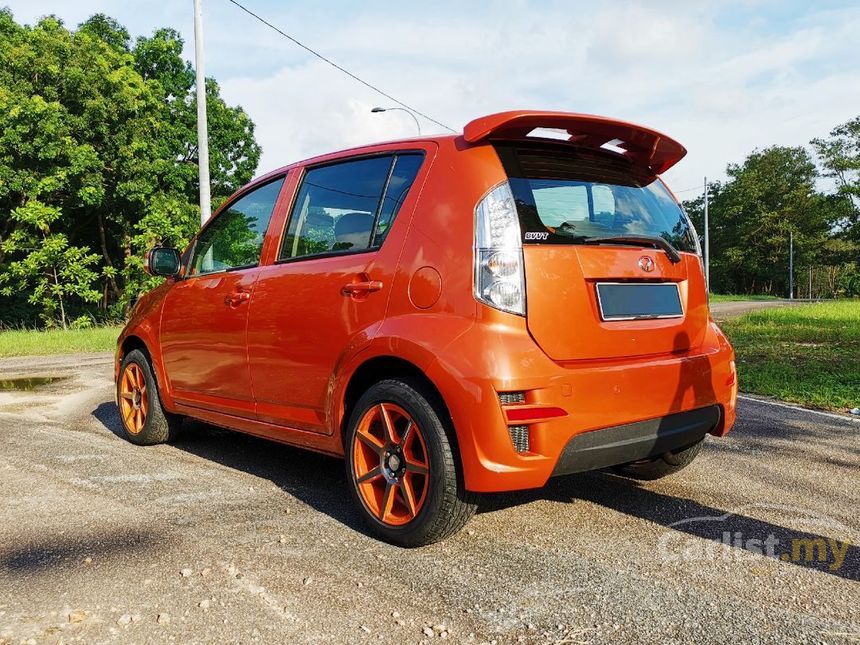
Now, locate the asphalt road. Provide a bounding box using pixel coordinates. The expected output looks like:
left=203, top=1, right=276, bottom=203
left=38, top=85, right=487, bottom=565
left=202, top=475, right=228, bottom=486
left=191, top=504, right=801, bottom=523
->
left=709, top=299, right=801, bottom=321
left=0, top=352, right=858, bottom=644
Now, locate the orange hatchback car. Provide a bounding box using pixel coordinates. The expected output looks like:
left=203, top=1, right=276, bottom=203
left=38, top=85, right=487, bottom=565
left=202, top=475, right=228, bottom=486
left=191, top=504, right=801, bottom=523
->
left=116, top=111, right=737, bottom=546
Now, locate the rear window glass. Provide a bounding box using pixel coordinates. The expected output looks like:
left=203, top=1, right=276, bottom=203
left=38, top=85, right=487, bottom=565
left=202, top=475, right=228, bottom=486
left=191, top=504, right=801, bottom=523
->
left=495, top=143, right=697, bottom=253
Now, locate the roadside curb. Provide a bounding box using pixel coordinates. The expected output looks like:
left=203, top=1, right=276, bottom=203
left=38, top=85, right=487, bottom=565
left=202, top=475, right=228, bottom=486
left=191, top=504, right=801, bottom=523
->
left=738, top=394, right=860, bottom=424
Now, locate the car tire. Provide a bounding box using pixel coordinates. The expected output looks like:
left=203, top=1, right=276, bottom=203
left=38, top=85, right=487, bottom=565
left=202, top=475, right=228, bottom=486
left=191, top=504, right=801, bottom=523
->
left=117, top=349, right=183, bottom=445
left=345, top=378, right=477, bottom=547
left=613, top=437, right=705, bottom=481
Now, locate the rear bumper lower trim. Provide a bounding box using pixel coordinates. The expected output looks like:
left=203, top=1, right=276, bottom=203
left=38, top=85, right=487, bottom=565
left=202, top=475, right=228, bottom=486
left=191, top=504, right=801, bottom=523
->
left=551, top=405, right=721, bottom=477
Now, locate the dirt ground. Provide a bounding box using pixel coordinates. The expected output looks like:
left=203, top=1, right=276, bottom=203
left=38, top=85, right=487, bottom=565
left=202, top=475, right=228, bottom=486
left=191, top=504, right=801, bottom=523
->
left=0, top=351, right=857, bottom=644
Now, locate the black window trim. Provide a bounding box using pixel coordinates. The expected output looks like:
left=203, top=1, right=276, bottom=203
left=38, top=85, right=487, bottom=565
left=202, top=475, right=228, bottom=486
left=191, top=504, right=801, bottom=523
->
left=183, top=174, right=287, bottom=280
left=275, top=149, right=426, bottom=265
left=370, top=157, right=397, bottom=247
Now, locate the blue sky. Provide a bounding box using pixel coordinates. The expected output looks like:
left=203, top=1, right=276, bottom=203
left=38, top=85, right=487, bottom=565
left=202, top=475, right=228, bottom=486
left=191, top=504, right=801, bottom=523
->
left=5, top=0, right=860, bottom=193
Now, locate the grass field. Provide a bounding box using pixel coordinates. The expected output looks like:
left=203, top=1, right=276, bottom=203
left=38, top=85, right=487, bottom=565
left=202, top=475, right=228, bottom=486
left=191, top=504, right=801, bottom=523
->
left=709, top=293, right=783, bottom=303
left=0, top=326, right=121, bottom=358
left=1, top=302, right=857, bottom=413
left=720, top=301, right=859, bottom=411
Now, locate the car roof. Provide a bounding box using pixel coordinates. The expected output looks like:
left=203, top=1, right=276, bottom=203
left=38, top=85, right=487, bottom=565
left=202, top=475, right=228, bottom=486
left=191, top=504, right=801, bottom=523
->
left=242, top=110, right=685, bottom=193
left=249, top=134, right=457, bottom=186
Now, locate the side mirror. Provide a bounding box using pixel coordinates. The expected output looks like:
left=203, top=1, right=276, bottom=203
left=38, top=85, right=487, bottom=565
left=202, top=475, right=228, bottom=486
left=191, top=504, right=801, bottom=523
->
left=145, top=247, right=181, bottom=277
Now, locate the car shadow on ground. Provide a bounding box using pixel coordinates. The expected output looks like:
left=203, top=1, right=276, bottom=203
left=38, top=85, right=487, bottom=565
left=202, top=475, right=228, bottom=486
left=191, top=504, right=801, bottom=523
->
left=92, top=401, right=369, bottom=537
left=1, top=529, right=164, bottom=575
left=91, top=401, right=858, bottom=579
left=483, top=473, right=859, bottom=581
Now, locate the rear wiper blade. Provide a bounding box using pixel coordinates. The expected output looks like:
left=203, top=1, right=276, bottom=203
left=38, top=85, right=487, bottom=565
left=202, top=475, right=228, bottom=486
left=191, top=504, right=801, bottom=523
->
left=580, top=234, right=682, bottom=264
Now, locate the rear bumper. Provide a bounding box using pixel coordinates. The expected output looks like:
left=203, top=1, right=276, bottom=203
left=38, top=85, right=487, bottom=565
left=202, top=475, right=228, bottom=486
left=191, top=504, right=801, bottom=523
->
left=551, top=405, right=720, bottom=476
left=425, top=315, right=737, bottom=493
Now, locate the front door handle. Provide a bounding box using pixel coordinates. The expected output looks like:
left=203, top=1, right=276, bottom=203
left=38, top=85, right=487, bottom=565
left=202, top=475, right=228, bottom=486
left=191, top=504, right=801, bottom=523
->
left=224, top=291, right=251, bottom=307
left=342, top=280, right=383, bottom=297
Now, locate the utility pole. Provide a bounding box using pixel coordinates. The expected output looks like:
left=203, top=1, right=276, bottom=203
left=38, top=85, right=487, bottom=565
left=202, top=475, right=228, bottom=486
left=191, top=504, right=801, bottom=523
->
left=193, top=0, right=211, bottom=224
left=789, top=230, right=794, bottom=300
left=703, top=176, right=710, bottom=293
left=808, top=266, right=812, bottom=300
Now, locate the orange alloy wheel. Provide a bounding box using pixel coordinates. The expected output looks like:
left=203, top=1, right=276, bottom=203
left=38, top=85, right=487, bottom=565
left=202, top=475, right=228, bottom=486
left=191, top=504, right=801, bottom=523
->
left=119, top=363, right=148, bottom=435
left=352, top=403, right=430, bottom=526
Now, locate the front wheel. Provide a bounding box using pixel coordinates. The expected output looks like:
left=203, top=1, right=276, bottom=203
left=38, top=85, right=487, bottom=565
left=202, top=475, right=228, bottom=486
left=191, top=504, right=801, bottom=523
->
left=117, top=349, right=183, bottom=445
left=345, top=379, right=477, bottom=547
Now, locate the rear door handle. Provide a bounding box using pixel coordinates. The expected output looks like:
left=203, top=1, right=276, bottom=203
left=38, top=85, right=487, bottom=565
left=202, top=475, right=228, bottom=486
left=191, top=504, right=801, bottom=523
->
left=342, top=280, right=383, bottom=296
left=224, top=291, right=251, bottom=307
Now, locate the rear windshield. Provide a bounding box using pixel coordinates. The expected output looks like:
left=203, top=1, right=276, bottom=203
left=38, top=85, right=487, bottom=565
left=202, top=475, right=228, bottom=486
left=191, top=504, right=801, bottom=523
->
left=495, top=143, right=698, bottom=253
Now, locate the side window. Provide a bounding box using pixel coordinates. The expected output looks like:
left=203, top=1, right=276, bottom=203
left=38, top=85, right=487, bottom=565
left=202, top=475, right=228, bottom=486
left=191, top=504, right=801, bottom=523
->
left=189, top=177, right=284, bottom=276
left=279, top=156, right=391, bottom=260
left=279, top=152, right=424, bottom=261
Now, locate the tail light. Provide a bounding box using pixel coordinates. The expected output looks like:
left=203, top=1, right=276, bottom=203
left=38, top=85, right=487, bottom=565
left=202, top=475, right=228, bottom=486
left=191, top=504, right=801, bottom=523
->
left=474, top=183, right=525, bottom=316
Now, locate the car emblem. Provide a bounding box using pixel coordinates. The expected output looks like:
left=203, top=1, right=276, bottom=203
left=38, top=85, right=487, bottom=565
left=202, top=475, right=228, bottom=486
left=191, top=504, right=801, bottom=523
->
left=638, top=256, right=655, bottom=272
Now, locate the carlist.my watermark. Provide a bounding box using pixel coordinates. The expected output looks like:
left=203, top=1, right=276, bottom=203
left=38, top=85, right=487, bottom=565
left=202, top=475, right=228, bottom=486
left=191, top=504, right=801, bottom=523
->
left=657, top=503, right=856, bottom=574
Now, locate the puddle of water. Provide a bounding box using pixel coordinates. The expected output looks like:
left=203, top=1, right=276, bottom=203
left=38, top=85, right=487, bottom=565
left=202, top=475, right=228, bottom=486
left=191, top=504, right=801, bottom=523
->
left=0, top=376, right=67, bottom=391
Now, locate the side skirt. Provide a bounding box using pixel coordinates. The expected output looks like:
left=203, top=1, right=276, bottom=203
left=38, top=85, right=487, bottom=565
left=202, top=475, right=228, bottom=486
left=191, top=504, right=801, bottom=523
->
left=174, top=402, right=344, bottom=458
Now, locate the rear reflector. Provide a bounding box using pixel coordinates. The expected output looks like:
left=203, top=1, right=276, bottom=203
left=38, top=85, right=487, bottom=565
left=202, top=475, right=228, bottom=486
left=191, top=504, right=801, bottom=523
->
left=508, top=425, right=530, bottom=453
left=498, top=391, right=526, bottom=405
left=505, top=406, right=567, bottom=422
left=727, top=360, right=737, bottom=386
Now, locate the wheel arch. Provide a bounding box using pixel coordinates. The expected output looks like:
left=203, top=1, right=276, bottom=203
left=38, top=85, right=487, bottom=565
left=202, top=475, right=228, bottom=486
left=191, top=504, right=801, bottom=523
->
left=117, top=331, right=176, bottom=412
left=338, top=353, right=470, bottom=493
left=337, top=355, right=474, bottom=496
left=119, top=334, right=150, bottom=362
left=341, top=356, right=445, bottom=441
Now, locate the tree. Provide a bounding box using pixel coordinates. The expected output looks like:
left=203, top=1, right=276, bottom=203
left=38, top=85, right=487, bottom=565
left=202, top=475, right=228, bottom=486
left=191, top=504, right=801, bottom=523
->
left=684, top=146, right=838, bottom=295
left=812, top=116, right=860, bottom=241
left=0, top=201, right=101, bottom=329
left=132, top=27, right=261, bottom=203
left=0, top=11, right=262, bottom=326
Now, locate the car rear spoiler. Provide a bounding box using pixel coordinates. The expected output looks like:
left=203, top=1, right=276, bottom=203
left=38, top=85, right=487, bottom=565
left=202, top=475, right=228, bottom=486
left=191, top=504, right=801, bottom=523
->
left=463, top=111, right=686, bottom=175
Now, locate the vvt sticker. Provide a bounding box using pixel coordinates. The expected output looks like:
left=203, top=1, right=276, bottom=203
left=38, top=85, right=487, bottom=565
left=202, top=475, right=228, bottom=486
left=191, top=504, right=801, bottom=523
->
left=524, top=231, right=549, bottom=241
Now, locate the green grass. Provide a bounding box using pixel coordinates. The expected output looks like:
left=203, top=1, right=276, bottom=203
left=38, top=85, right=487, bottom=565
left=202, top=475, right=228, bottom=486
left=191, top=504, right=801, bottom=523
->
left=720, top=301, right=860, bottom=411
left=709, top=293, right=783, bottom=303
left=0, top=325, right=121, bottom=358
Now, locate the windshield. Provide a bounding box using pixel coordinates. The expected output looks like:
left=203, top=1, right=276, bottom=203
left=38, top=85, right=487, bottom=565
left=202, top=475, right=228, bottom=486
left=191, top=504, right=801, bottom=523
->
left=496, top=143, right=698, bottom=253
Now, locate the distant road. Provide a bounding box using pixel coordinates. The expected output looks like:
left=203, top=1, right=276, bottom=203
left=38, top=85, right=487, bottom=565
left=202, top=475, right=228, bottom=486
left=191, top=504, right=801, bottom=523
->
left=710, top=298, right=803, bottom=320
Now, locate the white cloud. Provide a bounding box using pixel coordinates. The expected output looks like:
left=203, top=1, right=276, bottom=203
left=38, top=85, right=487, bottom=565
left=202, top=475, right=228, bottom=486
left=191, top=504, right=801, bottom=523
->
left=5, top=0, right=860, bottom=194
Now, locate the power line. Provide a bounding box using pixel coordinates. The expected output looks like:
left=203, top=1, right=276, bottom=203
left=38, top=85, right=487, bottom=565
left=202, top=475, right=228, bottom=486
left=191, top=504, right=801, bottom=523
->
left=226, top=0, right=456, bottom=133
left=674, top=185, right=704, bottom=194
